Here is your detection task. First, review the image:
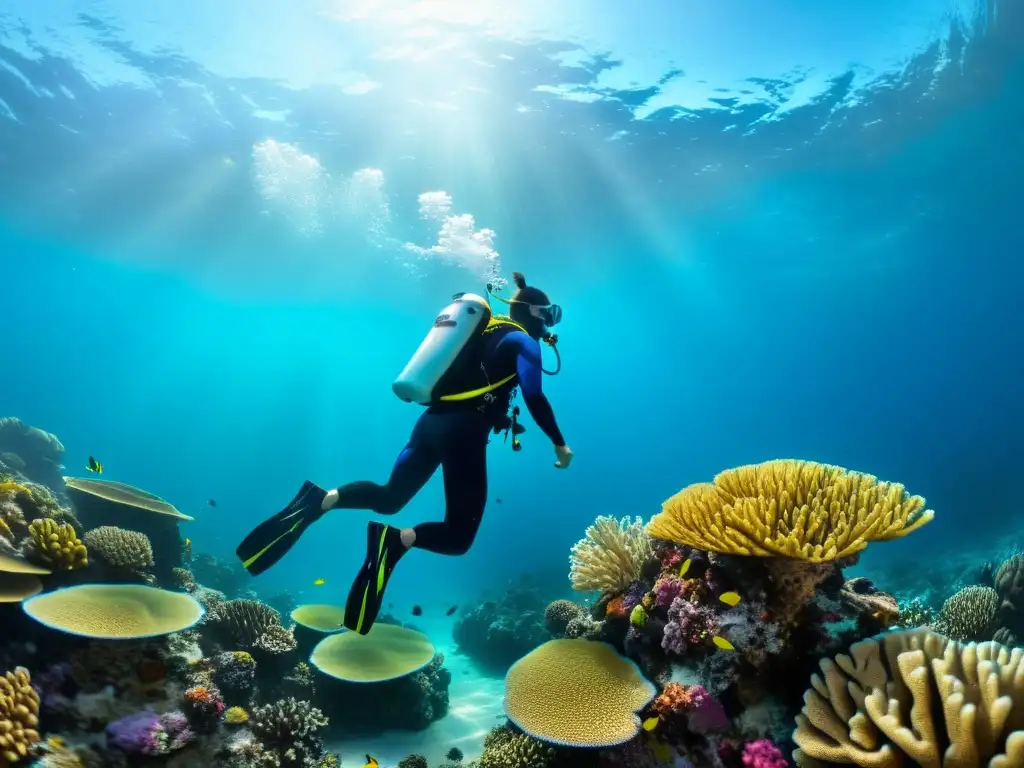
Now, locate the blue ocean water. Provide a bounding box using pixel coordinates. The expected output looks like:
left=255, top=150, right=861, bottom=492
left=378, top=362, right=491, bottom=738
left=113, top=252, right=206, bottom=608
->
left=1, top=1, right=1022, bottom=759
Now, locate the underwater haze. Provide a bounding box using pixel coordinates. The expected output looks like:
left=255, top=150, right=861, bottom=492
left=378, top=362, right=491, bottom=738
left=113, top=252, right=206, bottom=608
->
left=1, top=0, right=1023, bottom=764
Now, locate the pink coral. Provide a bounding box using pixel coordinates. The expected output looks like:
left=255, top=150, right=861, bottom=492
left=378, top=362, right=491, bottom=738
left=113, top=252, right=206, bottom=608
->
left=687, top=684, right=728, bottom=733
left=653, top=576, right=686, bottom=608
left=742, top=739, right=788, bottom=767
left=661, top=596, right=720, bottom=654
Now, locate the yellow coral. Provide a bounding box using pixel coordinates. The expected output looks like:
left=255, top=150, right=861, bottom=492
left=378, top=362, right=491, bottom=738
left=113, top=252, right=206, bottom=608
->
left=648, top=459, right=933, bottom=562
left=0, top=518, right=11, bottom=543
left=0, top=666, right=40, bottom=766
left=504, top=638, right=656, bottom=747
left=793, top=629, right=1024, bottom=767
left=231, top=651, right=254, bottom=664
left=0, top=482, right=30, bottom=498
left=224, top=706, right=249, bottom=725
left=27, top=519, right=87, bottom=571
left=569, top=515, right=652, bottom=594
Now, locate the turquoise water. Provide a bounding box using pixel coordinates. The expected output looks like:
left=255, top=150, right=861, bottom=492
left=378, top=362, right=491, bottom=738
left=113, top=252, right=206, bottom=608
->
left=1, top=2, right=1022, bottom=759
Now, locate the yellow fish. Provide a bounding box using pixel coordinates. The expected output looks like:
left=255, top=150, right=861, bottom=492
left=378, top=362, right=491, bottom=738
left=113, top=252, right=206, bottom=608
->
left=86, top=455, right=103, bottom=474
left=46, top=735, right=66, bottom=749
left=719, top=591, right=742, bottom=607
left=679, top=558, right=691, bottom=577
left=651, top=738, right=673, bottom=761
left=184, top=538, right=191, bottom=558
left=364, top=756, right=379, bottom=768
left=713, top=635, right=735, bottom=651
left=642, top=715, right=659, bottom=731
left=313, top=578, right=326, bottom=586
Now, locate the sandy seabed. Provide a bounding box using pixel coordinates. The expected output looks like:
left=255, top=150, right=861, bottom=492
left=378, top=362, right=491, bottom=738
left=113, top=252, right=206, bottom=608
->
left=330, top=643, right=504, bottom=765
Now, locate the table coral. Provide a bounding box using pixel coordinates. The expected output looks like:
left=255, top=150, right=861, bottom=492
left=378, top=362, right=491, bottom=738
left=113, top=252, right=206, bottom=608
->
left=648, top=459, right=933, bottom=562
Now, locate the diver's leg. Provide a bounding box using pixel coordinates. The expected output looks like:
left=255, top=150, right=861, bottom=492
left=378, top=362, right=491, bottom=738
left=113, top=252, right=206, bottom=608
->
left=407, top=420, right=489, bottom=555
left=328, top=420, right=441, bottom=516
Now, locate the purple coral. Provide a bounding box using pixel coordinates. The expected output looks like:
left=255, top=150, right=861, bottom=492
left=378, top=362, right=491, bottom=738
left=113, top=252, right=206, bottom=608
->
left=742, top=739, right=788, bottom=768
left=661, top=597, right=719, bottom=655
left=654, top=576, right=685, bottom=608
left=687, top=685, right=729, bottom=733
left=623, top=582, right=648, bottom=611
left=106, top=710, right=195, bottom=756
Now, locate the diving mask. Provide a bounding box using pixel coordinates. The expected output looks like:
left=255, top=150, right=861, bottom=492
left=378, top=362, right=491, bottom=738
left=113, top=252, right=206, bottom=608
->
left=528, top=302, right=562, bottom=327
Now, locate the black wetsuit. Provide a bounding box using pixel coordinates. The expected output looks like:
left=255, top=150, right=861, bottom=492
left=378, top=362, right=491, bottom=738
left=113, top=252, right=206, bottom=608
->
left=327, top=330, right=564, bottom=555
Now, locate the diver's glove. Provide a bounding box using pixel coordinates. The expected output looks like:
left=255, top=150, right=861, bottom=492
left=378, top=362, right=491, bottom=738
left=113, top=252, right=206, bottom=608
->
left=322, top=488, right=339, bottom=511
left=553, top=444, right=574, bottom=470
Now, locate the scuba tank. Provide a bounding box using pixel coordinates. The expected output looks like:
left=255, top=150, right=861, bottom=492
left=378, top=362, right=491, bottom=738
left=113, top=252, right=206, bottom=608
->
left=392, top=293, right=492, bottom=405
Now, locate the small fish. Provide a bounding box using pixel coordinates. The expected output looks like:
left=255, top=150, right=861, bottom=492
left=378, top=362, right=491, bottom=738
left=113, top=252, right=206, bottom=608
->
left=184, top=538, right=191, bottom=558
left=651, top=738, right=672, bottom=762
left=411, top=605, right=423, bottom=616
left=642, top=715, right=659, bottom=732
left=86, top=455, right=103, bottom=474
left=712, top=635, right=735, bottom=651
left=719, top=591, right=742, bottom=607
left=495, top=497, right=503, bottom=504
left=47, top=735, right=66, bottom=749
left=364, top=756, right=379, bottom=768
left=313, top=578, right=326, bottom=587
left=679, top=558, right=691, bottom=577
left=446, top=605, right=458, bottom=616
left=208, top=499, right=217, bottom=507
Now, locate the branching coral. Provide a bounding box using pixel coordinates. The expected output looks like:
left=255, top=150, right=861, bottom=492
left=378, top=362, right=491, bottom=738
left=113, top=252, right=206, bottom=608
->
left=569, top=515, right=653, bottom=594
left=0, top=667, right=39, bottom=766
left=648, top=459, right=933, bottom=562
left=211, top=599, right=297, bottom=653
left=27, top=519, right=87, bottom=570
left=793, top=628, right=1024, bottom=767
left=478, top=724, right=557, bottom=768
left=249, top=697, right=328, bottom=767
left=82, top=526, right=154, bottom=571
left=933, top=585, right=999, bottom=641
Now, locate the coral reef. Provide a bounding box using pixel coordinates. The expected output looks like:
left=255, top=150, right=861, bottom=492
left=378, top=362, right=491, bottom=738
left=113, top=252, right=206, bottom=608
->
left=453, top=579, right=554, bottom=673
left=0, top=427, right=977, bottom=768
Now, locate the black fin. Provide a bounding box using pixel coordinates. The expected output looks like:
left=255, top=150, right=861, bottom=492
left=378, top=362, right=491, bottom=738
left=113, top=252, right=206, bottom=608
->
left=235, top=480, right=327, bottom=576
left=344, top=522, right=407, bottom=634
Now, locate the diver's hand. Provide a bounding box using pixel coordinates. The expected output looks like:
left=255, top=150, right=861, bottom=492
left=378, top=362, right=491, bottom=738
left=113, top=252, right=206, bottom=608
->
left=554, top=445, right=574, bottom=469
left=322, top=489, right=339, bottom=511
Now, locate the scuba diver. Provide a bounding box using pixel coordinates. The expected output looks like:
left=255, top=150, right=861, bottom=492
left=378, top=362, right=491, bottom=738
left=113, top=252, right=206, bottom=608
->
left=236, top=272, right=570, bottom=634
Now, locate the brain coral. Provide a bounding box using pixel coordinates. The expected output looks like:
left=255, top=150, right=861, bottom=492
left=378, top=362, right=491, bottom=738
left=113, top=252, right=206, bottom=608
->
left=648, top=459, right=933, bottom=562
left=504, top=638, right=656, bottom=747
left=83, top=526, right=154, bottom=571
left=0, top=666, right=40, bottom=765
left=793, top=628, right=1024, bottom=767
left=22, top=584, right=204, bottom=639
